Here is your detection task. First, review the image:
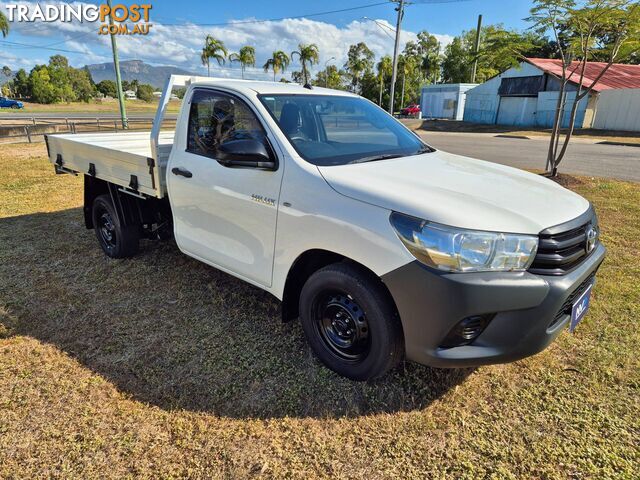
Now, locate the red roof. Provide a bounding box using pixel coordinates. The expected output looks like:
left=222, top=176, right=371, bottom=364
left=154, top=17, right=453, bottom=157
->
left=526, top=58, right=640, bottom=92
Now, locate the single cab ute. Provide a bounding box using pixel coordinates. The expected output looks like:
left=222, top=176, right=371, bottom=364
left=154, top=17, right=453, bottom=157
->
left=45, top=75, right=605, bottom=380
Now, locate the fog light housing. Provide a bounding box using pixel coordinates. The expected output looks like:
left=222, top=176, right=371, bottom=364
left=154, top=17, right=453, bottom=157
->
left=440, top=315, right=492, bottom=348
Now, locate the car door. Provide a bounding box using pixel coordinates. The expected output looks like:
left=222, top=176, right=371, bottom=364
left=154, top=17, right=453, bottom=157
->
left=167, top=88, right=284, bottom=287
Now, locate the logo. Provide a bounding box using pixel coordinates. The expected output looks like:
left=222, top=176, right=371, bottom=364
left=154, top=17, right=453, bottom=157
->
left=585, top=225, right=598, bottom=253
left=4, top=3, right=153, bottom=36
left=251, top=194, right=276, bottom=207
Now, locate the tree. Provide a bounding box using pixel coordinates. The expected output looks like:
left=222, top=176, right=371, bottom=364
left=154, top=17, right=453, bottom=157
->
left=405, top=31, right=442, bottom=83
left=441, top=25, right=534, bottom=83
left=263, top=50, right=290, bottom=81
left=29, top=66, right=57, bottom=104
left=344, top=42, right=374, bottom=93
left=291, top=43, right=320, bottom=84
left=1, top=66, right=11, bottom=77
left=529, top=0, right=640, bottom=175
left=313, top=64, right=347, bottom=89
left=376, top=55, right=393, bottom=106
left=0, top=11, right=9, bottom=38
left=136, top=84, right=154, bottom=102
left=67, top=66, right=96, bottom=102
left=229, top=46, right=256, bottom=79
left=200, top=35, right=227, bottom=77
left=13, top=69, right=29, bottom=98
left=97, top=80, right=118, bottom=98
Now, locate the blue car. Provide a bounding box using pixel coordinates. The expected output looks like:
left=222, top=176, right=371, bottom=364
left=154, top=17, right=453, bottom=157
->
left=0, top=96, right=24, bottom=109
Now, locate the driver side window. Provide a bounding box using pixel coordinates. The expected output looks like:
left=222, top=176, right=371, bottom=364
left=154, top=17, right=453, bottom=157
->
left=186, top=89, right=266, bottom=159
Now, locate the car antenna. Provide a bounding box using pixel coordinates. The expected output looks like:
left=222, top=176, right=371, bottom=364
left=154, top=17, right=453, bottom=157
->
left=303, top=83, right=313, bottom=90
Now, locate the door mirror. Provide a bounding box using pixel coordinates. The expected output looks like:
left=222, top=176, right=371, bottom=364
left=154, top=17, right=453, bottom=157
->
left=217, top=139, right=277, bottom=170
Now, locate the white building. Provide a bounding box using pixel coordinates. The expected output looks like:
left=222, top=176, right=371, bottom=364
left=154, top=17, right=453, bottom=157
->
left=463, top=58, right=640, bottom=131
left=124, top=90, right=137, bottom=100
left=420, top=83, right=477, bottom=120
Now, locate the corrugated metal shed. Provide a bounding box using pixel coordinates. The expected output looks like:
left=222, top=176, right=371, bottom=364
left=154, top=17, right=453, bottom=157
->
left=420, top=83, right=477, bottom=120
left=526, top=58, right=640, bottom=92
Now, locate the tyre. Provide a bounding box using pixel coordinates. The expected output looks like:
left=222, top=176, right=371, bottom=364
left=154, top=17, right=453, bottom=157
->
left=91, top=194, right=140, bottom=258
left=299, top=262, right=404, bottom=381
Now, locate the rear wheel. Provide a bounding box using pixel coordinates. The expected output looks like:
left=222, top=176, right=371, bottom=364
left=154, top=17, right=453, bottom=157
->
left=92, top=194, right=140, bottom=258
left=299, top=263, right=404, bottom=381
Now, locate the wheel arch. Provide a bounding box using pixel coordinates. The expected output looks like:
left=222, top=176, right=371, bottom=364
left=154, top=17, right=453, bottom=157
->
left=281, top=249, right=401, bottom=325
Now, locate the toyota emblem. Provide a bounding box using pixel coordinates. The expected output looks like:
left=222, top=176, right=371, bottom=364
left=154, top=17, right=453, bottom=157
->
left=586, top=225, right=597, bottom=253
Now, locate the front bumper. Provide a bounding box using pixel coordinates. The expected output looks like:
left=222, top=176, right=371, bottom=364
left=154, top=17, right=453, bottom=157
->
left=381, top=243, right=606, bottom=368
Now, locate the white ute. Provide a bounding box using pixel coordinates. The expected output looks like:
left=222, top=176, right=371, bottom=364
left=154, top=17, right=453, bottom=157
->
left=46, top=75, right=606, bottom=380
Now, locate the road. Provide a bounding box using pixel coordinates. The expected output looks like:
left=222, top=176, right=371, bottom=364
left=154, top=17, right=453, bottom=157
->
left=420, top=131, right=640, bottom=182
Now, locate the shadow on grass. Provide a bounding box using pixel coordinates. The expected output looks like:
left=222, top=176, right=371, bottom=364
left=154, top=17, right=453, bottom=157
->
left=0, top=208, right=473, bottom=419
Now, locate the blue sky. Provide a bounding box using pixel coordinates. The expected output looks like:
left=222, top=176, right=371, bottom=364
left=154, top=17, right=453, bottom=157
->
left=0, top=1, right=535, bottom=79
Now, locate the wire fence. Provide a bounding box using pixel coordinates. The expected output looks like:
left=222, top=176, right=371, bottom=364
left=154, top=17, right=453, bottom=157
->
left=0, top=117, right=178, bottom=144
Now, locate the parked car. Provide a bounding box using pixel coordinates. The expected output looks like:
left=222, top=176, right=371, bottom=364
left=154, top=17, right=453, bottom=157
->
left=45, top=76, right=605, bottom=381
left=0, top=96, right=24, bottom=109
left=400, top=104, right=421, bottom=116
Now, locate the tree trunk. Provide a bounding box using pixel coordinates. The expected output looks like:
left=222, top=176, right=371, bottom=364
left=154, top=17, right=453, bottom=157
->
left=379, top=75, right=383, bottom=106
left=546, top=79, right=565, bottom=173
left=207, top=61, right=210, bottom=77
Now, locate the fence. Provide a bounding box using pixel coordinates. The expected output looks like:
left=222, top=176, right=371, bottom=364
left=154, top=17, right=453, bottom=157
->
left=0, top=117, right=178, bottom=144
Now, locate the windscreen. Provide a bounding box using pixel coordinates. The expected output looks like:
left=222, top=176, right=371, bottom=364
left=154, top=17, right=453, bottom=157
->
left=259, top=94, right=431, bottom=166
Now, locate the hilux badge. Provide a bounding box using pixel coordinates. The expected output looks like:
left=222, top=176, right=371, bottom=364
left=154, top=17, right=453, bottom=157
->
left=586, top=226, right=597, bottom=253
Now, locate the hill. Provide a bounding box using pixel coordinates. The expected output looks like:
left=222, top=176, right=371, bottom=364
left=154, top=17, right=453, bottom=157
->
left=84, top=60, right=196, bottom=88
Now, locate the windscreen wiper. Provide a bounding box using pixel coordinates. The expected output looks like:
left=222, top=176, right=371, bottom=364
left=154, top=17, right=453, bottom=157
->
left=348, top=153, right=405, bottom=164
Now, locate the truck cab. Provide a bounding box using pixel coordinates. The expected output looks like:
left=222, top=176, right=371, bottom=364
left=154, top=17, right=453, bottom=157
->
left=45, top=76, right=605, bottom=380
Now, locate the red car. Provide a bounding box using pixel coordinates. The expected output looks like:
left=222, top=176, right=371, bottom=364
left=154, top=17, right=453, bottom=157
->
left=400, top=104, right=421, bottom=116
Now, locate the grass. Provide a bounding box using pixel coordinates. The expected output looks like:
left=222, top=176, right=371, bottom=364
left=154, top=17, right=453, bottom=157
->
left=1, top=98, right=182, bottom=115
left=0, top=143, right=638, bottom=478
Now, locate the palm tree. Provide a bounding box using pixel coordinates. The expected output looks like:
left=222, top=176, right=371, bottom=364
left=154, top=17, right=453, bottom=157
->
left=376, top=55, right=392, bottom=106
left=200, top=35, right=228, bottom=77
left=229, top=46, right=256, bottom=80
left=0, top=11, right=9, bottom=38
left=263, top=51, right=290, bottom=82
left=290, top=43, right=319, bottom=85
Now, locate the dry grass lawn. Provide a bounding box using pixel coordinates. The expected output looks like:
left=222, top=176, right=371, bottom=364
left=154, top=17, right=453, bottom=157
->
left=0, top=143, right=638, bottom=478
left=1, top=98, right=182, bottom=115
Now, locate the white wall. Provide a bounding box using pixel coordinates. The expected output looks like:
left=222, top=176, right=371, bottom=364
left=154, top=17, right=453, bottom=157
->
left=593, top=88, right=640, bottom=132
left=536, top=91, right=590, bottom=128
left=464, top=62, right=542, bottom=124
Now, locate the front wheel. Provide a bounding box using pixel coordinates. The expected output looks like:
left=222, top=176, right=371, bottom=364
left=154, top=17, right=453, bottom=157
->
left=299, top=263, right=404, bottom=381
left=91, top=194, right=140, bottom=258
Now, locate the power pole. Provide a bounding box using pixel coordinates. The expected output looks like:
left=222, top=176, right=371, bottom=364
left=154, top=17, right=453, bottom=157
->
left=470, top=14, right=482, bottom=84
left=107, top=0, right=128, bottom=129
left=388, top=0, right=405, bottom=115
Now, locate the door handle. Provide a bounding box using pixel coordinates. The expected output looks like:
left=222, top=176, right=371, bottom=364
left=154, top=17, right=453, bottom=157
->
left=171, top=167, right=192, bottom=178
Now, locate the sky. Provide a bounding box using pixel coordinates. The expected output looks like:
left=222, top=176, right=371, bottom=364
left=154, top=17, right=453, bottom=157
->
left=0, top=0, right=535, bottom=80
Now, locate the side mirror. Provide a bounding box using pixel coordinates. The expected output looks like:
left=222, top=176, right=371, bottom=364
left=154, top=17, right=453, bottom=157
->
left=217, top=138, right=277, bottom=170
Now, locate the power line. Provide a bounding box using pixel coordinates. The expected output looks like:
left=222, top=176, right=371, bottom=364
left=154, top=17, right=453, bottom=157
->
left=159, top=2, right=391, bottom=26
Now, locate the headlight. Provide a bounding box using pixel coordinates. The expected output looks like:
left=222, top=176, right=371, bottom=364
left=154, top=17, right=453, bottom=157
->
left=390, top=212, right=538, bottom=273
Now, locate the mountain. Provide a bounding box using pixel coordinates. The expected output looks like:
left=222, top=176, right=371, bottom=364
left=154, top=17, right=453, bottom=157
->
left=84, top=60, right=197, bottom=88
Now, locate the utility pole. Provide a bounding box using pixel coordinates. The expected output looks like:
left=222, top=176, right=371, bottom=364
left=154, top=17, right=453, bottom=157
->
left=107, top=0, right=128, bottom=129
left=388, top=0, right=405, bottom=115
left=470, top=14, right=482, bottom=84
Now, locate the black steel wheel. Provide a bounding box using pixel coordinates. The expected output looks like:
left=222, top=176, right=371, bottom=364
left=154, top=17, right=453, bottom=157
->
left=299, top=262, right=404, bottom=381
left=91, top=194, right=140, bottom=258
left=313, top=292, right=371, bottom=361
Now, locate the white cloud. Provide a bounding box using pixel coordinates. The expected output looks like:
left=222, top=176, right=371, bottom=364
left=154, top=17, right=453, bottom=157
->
left=0, top=1, right=454, bottom=79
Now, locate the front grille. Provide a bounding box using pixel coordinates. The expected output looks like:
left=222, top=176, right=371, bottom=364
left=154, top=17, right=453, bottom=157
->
left=548, top=271, right=597, bottom=328
left=529, top=222, right=594, bottom=275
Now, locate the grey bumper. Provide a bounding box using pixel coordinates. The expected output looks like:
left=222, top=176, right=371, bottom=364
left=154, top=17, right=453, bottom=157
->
left=381, top=243, right=606, bottom=368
